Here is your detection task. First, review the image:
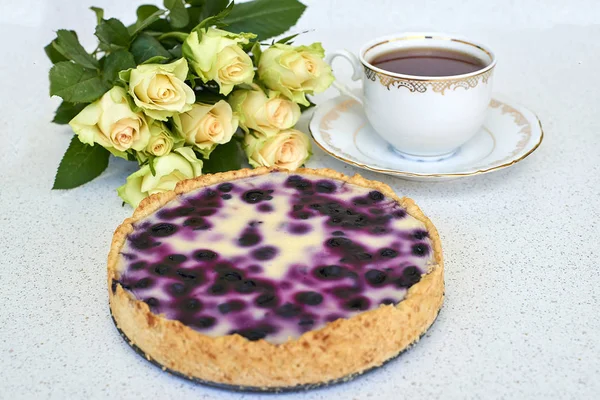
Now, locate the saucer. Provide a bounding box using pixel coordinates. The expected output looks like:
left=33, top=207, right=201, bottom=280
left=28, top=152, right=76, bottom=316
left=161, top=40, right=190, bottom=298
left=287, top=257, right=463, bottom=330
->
left=309, top=94, right=543, bottom=181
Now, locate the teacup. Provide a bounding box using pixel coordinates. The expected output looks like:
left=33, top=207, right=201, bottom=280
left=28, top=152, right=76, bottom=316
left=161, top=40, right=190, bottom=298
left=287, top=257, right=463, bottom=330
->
left=326, top=32, right=496, bottom=161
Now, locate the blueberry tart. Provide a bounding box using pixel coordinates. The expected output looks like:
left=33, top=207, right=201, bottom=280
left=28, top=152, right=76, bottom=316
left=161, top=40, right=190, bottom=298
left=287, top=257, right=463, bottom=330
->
left=108, top=167, right=444, bottom=390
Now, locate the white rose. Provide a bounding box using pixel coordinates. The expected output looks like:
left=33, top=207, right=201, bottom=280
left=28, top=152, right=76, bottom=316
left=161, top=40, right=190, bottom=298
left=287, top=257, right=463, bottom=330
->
left=69, top=86, right=150, bottom=158
left=244, top=129, right=312, bottom=170
left=144, top=121, right=178, bottom=157
left=183, top=28, right=255, bottom=95
left=258, top=43, right=334, bottom=106
left=173, top=100, right=239, bottom=158
left=229, top=87, right=300, bottom=137
left=123, top=58, right=195, bottom=121
left=117, top=147, right=203, bottom=207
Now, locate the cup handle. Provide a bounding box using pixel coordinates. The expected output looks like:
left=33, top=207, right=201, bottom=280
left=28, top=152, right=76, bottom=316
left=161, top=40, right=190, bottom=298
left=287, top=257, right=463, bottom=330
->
left=326, top=50, right=364, bottom=105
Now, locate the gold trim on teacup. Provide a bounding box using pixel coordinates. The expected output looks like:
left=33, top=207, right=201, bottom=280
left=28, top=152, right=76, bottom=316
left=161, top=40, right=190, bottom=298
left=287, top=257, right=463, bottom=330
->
left=364, top=66, right=494, bottom=94
left=361, top=35, right=496, bottom=94
left=308, top=98, right=544, bottom=179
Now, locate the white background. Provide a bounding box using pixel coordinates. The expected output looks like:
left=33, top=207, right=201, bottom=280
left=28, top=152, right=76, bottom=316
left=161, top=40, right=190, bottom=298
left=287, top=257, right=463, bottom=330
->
left=1, top=0, right=599, bottom=399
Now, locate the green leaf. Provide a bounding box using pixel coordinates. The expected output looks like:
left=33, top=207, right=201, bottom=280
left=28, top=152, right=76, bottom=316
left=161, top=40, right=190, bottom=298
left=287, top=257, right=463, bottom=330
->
left=200, top=0, right=229, bottom=19
left=52, top=136, right=110, bottom=189
left=202, top=139, right=244, bottom=173
left=141, top=55, right=170, bottom=64
left=168, top=45, right=183, bottom=58
left=136, top=4, right=160, bottom=21
left=103, top=49, right=136, bottom=83
left=130, top=33, right=172, bottom=64
left=276, top=31, right=305, bottom=44
left=131, top=9, right=167, bottom=36
left=194, top=1, right=233, bottom=32
left=95, top=18, right=131, bottom=48
left=53, top=30, right=99, bottom=69
left=148, top=155, right=157, bottom=176
left=185, top=0, right=205, bottom=6
left=90, top=7, right=104, bottom=25
left=187, top=73, right=197, bottom=88
left=52, top=101, right=87, bottom=124
left=164, top=0, right=189, bottom=28
left=135, top=6, right=172, bottom=34
left=223, top=0, right=306, bottom=40
left=44, top=41, right=68, bottom=64
left=97, top=42, right=112, bottom=53
left=49, top=62, right=110, bottom=103
left=250, top=41, right=262, bottom=65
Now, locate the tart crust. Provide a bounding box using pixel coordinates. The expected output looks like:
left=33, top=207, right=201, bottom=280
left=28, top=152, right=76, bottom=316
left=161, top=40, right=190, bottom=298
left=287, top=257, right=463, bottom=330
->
left=108, top=167, right=444, bottom=389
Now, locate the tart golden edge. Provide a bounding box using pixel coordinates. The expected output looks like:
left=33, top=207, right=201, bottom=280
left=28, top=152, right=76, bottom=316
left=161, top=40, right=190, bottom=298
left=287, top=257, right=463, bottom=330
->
left=107, top=167, right=444, bottom=388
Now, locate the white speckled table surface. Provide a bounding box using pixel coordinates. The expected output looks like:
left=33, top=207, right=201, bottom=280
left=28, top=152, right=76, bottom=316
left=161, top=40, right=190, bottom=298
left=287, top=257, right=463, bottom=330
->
left=1, top=0, right=599, bottom=399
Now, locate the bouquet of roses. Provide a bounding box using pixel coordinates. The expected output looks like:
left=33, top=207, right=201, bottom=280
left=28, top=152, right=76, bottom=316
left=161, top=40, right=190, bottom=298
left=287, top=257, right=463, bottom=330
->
left=46, top=0, right=333, bottom=207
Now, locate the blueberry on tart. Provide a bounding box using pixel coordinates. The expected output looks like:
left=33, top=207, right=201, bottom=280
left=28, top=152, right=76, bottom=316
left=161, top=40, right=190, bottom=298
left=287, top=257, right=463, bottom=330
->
left=108, top=167, right=444, bottom=391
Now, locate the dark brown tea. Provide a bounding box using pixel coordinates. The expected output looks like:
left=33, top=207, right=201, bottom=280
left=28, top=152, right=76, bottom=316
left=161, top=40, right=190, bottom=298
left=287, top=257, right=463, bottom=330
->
left=370, top=47, right=487, bottom=77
